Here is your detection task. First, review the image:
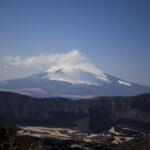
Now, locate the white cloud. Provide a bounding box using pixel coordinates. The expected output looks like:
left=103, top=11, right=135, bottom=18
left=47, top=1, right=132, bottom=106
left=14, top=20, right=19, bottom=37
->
left=3, top=50, right=105, bottom=76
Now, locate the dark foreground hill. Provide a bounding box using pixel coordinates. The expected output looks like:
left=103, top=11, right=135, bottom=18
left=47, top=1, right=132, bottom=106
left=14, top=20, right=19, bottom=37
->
left=0, top=91, right=150, bottom=132
left=112, top=135, right=150, bottom=150
left=0, top=123, right=149, bottom=150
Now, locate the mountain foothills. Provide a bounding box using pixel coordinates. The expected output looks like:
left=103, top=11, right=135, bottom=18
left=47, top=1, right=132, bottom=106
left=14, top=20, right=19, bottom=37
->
left=0, top=91, right=150, bottom=133
left=0, top=66, right=150, bottom=98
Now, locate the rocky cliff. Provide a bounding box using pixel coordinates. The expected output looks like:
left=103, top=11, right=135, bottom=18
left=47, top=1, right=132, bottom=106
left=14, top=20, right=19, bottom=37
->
left=0, top=91, right=150, bottom=132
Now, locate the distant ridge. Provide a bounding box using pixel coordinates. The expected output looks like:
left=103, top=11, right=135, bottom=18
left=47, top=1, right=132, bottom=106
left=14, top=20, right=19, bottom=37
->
left=0, top=91, right=150, bottom=133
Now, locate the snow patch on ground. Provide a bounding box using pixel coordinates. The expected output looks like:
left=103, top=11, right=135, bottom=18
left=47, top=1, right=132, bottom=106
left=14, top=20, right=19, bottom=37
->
left=49, top=77, right=102, bottom=86
left=118, top=80, right=132, bottom=86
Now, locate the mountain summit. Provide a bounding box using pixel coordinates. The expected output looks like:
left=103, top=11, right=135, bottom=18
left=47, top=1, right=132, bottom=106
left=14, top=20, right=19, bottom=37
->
left=1, top=50, right=150, bottom=98
left=0, top=62, right=150, bottom=98
left=45, top=65, right=110, bottom=85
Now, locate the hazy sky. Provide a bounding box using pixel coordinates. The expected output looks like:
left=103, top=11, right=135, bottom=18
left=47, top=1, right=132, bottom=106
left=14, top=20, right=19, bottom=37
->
left=0, top=0, right=150, bottom=86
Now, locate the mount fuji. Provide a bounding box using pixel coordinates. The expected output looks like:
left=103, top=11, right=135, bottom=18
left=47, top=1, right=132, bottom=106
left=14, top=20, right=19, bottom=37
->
left=0, top=63, right=150, bottom=98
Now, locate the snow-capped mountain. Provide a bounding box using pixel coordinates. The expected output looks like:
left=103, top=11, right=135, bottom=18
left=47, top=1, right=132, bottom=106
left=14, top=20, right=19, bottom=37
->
left=0, top=64, right=150, bottom=98
left=45, top=65, right=110, bottom=85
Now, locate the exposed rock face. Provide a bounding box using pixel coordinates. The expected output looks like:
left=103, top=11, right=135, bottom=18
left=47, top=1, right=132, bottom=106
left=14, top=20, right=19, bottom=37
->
left=0, top=91, right=150, bottom=132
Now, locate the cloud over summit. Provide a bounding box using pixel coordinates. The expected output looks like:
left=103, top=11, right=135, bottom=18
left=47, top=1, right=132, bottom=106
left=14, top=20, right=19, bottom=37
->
left=3, top=50, right=104, bottom=75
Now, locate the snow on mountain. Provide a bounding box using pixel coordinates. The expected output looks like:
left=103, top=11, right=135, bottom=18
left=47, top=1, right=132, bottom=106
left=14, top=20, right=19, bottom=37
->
left=44, top=65, right=110, bottom=85
left=0, top=63, right=150, bottom=98
left=118, top=80, right=132, bottom=86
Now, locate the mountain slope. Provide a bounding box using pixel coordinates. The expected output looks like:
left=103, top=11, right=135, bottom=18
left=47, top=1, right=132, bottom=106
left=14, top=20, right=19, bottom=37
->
left=0, top=66, right=150, bottom=98
left=0, top=91, right=150, bottom=132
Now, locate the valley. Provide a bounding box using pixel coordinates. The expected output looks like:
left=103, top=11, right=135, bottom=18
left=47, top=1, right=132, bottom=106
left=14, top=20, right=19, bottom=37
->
left=0, top=91, right=150, bottom=149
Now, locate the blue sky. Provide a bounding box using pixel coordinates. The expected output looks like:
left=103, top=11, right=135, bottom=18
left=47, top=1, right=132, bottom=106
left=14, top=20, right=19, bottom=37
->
left=0, top=0, right=150, bottom=86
